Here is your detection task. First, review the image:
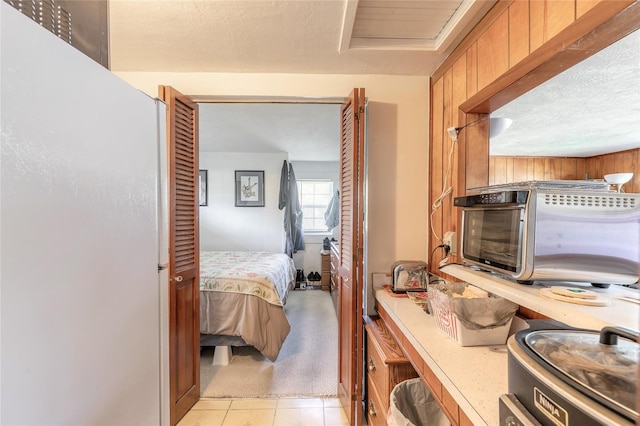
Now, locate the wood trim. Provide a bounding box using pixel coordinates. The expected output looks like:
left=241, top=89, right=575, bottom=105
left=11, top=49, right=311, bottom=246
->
left=442, top=386, right=460, bottom=424
left=518, top=306, right=551, bottom=321
left=461, top=0, right=638, bottom=113
left=432, top=1, right=515, bottom=83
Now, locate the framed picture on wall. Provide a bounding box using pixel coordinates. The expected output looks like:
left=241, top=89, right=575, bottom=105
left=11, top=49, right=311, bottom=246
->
left=235, top=170, right=264, bottom=207
left=199, top=170, right=208, bottom=206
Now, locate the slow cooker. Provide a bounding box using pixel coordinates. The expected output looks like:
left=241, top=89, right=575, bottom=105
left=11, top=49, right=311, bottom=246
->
left=501, top=324, right=638, bottom=426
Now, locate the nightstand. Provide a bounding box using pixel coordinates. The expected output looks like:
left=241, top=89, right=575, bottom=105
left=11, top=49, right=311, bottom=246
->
left=320, top=250, right=330, bottom=291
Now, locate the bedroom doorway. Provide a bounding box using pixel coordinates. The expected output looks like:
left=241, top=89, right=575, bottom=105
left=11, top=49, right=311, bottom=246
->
left=195, top=97, right=346, bottom=400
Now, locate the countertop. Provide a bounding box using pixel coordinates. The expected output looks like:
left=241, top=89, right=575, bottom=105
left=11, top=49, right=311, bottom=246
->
left=374, top=265, right=640, bottom=425
left=376, top=289, right=509, bottom=425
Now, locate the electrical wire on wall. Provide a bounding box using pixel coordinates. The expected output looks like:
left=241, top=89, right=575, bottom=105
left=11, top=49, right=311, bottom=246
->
left=430, top=127, right=458, bottom=243
left=430, top=117, right=512, bottom=268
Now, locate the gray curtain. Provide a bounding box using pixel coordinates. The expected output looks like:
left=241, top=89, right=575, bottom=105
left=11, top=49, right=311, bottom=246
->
left=278, top=161, right=305, bottom=256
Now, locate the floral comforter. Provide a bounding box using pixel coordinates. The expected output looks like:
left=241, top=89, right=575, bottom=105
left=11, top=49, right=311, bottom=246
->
left=199, top=251, right=296, bottom=306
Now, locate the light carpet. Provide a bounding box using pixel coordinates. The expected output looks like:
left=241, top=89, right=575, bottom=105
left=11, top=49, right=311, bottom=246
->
left=200, top=289, right=338, bottom=398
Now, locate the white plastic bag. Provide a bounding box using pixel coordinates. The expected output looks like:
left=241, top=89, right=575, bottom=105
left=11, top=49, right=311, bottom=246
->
left=387, top=378, right=450, bottom=426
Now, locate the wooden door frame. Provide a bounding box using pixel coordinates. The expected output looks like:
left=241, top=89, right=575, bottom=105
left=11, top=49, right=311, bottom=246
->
left=181, top=96, right=365, bottom=415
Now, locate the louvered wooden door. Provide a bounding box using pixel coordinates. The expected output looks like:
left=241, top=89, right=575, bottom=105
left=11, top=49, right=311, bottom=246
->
left=159, top=85, right=200, bottom=426
left=338, top=88, right=365, bottom=426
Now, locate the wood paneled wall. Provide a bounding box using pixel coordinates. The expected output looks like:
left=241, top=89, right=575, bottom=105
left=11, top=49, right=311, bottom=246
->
left=428, top=0, right=639, bottom=271
left=585, top=148, right=640, bottom=193
left=490, top=148, right=639, bottom=193
left=489, top=156, right=587, bottom=185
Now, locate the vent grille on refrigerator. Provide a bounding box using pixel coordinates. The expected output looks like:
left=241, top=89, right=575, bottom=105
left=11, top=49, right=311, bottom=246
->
left=4, top=0, right=71, bottom=44
left=543, top=193, right=636, bottom=209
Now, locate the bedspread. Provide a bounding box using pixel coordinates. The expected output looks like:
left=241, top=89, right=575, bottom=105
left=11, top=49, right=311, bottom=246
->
left=199, top=251, right=296, bottom=306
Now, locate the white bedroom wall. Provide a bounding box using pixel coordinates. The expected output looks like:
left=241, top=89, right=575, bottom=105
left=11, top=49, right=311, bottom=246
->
left=199, top=152, right=287, bottom=253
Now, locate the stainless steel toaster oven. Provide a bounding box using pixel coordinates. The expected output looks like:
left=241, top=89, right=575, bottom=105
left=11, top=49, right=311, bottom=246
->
left=454, top=181, right=640, bottom=287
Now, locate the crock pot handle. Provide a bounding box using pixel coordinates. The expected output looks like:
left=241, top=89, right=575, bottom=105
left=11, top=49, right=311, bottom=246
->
left=599, top=326, right=639, bottom=346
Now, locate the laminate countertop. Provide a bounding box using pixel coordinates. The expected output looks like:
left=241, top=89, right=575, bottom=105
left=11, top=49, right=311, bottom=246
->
left=374, top=266, right=639, bottom=425
left=375, top=289, right=510, bottom=425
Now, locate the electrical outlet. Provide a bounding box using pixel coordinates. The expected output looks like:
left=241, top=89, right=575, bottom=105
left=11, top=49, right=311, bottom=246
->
left=443, top=231, right=456, bottom=254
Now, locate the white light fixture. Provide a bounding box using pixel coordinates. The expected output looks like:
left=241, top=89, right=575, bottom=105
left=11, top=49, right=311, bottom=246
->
left=604, top=173, right=633, bottom=193
left=489, top=117, right=513, bottom=138
left=447, top=116, right=512, bottom=142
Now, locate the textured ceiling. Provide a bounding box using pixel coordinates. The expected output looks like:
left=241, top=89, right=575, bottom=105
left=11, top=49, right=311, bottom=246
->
left=198, top=102, right=341, bottom=161
left=108, top=0, right=492, bottom=75
left=491, top=29, right=640, bottom=158
left=108, top=1, right=639, bottom=159
left=199, top=30, right=640, bottom=161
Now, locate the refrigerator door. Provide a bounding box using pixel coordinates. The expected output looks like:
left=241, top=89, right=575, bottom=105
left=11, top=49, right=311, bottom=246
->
left=156, top=99, right=171, bottom=426
left=157, top=99, right=169, bottom=269
left=1, top=4, right=164, bottom=425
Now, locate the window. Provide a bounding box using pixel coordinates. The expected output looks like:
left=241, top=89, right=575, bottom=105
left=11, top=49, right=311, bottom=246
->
left=297, top=179, right=334, bottom=233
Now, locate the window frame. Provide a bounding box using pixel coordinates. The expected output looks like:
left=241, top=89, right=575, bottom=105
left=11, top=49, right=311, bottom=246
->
left=297, top=178, right=335, bottom=235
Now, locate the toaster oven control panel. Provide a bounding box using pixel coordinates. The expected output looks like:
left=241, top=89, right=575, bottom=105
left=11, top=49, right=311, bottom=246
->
left=454, top=191, right=529, bottom=207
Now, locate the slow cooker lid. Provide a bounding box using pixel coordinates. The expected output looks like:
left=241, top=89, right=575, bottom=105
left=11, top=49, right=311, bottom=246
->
left=524, top=328, right=638, bottom=417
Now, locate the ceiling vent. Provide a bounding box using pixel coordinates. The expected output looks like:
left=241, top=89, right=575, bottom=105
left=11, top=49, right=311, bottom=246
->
left=339, top=0, right=495, bottom=52
left=4, top=0, right=71, bottom=43
left=4, top=0, right=109, bottom=69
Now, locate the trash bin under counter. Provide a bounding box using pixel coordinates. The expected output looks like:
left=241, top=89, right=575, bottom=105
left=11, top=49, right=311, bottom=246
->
left=388, top=378, right=450, bottom=426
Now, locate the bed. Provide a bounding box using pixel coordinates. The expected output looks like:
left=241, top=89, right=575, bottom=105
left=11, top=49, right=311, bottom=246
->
left=199, top=251, right=296, bottom=362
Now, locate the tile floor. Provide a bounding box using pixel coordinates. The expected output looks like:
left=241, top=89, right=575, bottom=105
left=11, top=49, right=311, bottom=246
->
left=178, top=397, right=350, bottom=426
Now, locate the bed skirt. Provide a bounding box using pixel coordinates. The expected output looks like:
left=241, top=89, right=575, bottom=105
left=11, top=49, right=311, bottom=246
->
left=199, top=290, right=291, bottom=362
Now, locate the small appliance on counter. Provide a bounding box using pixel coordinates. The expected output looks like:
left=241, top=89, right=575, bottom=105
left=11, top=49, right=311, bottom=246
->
left=454, top=180, right=640, bottom=287
left=501, top=322, right=638, bottom=425
left=391, top=260, right=428, bottom=293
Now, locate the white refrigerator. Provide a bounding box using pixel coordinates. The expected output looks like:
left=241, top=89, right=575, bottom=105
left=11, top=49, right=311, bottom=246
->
left=1, top=3, right=169, bottom=425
